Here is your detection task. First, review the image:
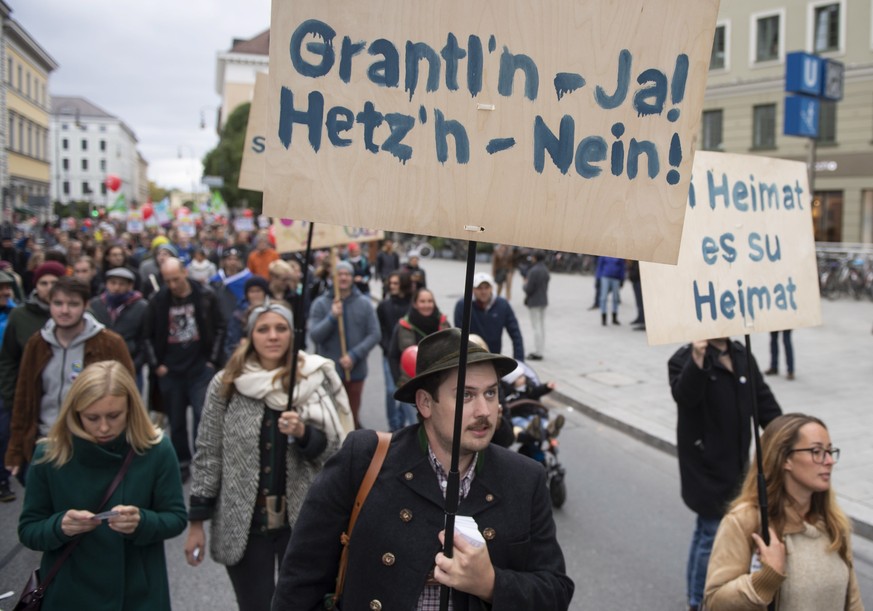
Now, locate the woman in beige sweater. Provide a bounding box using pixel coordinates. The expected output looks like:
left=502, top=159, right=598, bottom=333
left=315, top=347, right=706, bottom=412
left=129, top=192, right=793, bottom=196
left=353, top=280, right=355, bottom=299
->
left=705, top=413, right=864, bottom=610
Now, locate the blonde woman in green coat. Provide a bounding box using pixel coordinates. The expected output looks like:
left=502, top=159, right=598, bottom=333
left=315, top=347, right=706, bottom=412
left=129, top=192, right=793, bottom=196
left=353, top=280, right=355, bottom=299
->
left=18, top=360, right=187, bottom=610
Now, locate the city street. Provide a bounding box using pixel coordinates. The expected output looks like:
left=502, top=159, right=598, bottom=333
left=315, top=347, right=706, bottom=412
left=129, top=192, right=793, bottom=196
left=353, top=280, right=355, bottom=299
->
left=1, top=255, right=872, bottom=609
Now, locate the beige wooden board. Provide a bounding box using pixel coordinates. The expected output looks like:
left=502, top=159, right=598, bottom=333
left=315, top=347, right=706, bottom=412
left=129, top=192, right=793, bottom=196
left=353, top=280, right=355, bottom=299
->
left=640, top=152, right=822, bottom=346
left=238, top=72, right=269, bottom=192
left=273, top=219, right=383, bottom=252
left=263, top=0, right=720, bottom=264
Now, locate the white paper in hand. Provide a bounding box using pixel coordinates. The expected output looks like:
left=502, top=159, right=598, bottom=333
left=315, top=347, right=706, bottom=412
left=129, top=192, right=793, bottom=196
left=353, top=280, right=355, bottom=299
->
left=454, top=515, right=485, bottom=548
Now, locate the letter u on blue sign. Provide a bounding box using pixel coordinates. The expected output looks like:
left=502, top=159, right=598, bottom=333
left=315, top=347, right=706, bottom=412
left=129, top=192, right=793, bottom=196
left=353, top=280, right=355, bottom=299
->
left=785, top=52, right=822, bottom=97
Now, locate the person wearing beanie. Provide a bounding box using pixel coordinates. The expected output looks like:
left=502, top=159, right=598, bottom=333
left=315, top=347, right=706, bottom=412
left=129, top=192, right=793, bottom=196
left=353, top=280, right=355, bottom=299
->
left=308, top=257, right=380, bottom=429
left=0, top=261, right=66, bottom=481
left=223, top=276, right=272, bottom=360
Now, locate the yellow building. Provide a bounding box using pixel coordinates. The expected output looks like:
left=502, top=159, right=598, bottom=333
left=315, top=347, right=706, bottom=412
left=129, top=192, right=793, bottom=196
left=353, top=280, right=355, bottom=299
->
left=3, top=14, right=57, bottom=222
left=702, top=0, right=873, bottom=244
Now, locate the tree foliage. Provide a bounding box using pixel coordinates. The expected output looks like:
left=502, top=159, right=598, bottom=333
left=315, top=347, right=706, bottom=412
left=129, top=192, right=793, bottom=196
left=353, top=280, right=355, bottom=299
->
left=202, top=102, right=262, bottom=213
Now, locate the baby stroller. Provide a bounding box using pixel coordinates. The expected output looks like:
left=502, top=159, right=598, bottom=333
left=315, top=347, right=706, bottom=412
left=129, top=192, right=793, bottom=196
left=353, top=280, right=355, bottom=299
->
left=502, top=363, right=568, bottom=508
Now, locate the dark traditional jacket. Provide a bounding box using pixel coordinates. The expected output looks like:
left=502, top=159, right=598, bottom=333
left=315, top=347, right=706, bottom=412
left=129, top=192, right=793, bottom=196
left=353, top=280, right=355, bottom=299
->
left=18, top=435, right=186, bottom=611
left=6, top=327, right=134, bottom=467
left=523, top=261, right=550, bottom=308
left=272, top=426, right=574, bottom=610
left=668, top=341, right=782, bottom=518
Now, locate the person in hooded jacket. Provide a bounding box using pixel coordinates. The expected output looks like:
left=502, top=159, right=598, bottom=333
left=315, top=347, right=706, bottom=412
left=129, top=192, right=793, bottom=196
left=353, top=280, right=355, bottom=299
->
left=376, top=271, right=411, bottom=431
left=5, top=277, right=134, bottom=481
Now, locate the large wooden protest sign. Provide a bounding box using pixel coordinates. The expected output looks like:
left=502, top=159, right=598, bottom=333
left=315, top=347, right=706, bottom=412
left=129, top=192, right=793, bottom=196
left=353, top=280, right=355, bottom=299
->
left=263, top=0, right=720, bottom=264
left=241, top=74, right=386, bottom=251
left=273, top=219, right=383, bottom=252
left=238, top=72, right=269, bottom=192
left=640, top=152, right=822, bottom=345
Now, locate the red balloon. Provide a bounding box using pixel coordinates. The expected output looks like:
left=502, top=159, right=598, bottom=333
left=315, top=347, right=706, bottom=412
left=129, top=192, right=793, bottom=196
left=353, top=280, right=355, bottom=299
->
left=141, top=203, right=153, bottom=219
left=104, top=175, right=121, bottom=192
left=83, top=219, right=93, bottom=228
left=243, top=208, right=254, bottom=218
left=400, top=345, right=418, bottom=379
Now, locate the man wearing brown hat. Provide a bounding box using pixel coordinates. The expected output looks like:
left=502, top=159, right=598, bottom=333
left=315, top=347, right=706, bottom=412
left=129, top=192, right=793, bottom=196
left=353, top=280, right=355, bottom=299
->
left=273, top=328, right=574, bottom=610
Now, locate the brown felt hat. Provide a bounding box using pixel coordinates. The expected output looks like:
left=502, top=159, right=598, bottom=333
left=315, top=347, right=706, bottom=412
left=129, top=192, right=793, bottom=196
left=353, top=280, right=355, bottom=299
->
left=393, top=328, right=517, bottom=403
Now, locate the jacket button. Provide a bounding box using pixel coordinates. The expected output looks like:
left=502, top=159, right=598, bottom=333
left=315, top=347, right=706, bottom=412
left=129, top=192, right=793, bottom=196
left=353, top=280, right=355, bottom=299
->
left=404, top=472, right=414, bottom=481
left=399, top=509, right=413, bottom=522
left=369, top=600, right=382, bottom=610
left=381, top=552, right=396, bottom=566
left=483, top=527, right=496, bottom=540
left=265, top=442, right=272, bottom=450
left=264, top=466, right=272, bottom=474
left=485, top=494, right=494, bottom=502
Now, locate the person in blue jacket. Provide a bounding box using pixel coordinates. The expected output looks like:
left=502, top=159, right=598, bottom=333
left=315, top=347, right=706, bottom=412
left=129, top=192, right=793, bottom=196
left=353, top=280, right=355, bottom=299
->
left=596, top=256, right=625, bottom=326
left=454, top=272, right=525, bottom=361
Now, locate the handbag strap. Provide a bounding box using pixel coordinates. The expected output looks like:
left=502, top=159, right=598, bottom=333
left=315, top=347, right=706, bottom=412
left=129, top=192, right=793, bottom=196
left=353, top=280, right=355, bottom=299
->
left=333, top=431, right=391, bottom=602
left=38, top=447, right=136, bottom=593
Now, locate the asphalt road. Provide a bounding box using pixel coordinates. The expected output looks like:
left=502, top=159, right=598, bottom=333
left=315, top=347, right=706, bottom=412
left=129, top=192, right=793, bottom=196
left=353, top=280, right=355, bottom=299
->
left=1, top=347, right=871, bottom=609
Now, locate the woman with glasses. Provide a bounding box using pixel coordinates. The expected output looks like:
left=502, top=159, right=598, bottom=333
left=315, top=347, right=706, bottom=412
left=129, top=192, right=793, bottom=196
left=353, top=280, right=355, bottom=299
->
left=704, top=413, right=863, bottom=610
left=184, top=302, right=354, bottom=611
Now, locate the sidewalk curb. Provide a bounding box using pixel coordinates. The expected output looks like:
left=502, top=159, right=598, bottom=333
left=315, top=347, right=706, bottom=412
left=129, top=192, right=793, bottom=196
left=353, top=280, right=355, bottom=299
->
left=547, top=390, right=873, bottom=542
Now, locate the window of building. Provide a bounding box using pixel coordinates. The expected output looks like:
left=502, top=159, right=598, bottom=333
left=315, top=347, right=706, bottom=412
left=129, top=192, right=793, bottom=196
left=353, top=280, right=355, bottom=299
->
left=18, top=119, right=23, bottom=152
left=710, top=23, right=728, bottom=70
left=82, top=182, right=91, bottom=195
left=7, top=117, right=13, bottom=150
left=753, top=104, right=777, bottom=149
left=817, top=101, right=837, bottom=144
left=82, top=159, right=89, bottom=171
left=16, top=65, right=21, bottom=90
left=100, top=159, right=107, bottom=171
left=6, top=58, right=11, bottom=84
left=752, top=11, right=782, bottom=63
left=812, top=2, right=841, bottom=53
left=62, top=138, right=69, bottom=150
left=25, top=72, right=30, bottom=98
left=701, top=110, right=724, bottom=150
left=62, top=158, right=69, bottom=171
left=61, top=123, right=68, bottom=130
left=100, top=140, right=106, bottom=152
left=101, top=183, right=107, bottom=196
left=63, top=181, right=70, bottom=196
left=26, top=124, right=32, bottom=156
left=81, top=139, right=88, bottom=151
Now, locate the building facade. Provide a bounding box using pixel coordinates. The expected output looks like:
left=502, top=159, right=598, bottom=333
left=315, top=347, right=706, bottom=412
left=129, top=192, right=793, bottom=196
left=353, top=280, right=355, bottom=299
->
left=214, top=29, right=268, bottom=131
left=50, top=95, right=142, bottom=209
left=701, top=0, right=873, bottom=244
left=4, top=13, right=56, bottom=223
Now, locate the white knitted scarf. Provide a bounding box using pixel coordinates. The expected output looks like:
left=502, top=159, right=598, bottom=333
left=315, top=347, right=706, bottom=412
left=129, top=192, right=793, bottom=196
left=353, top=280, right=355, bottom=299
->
left=233, top=352, right=354, bottom=441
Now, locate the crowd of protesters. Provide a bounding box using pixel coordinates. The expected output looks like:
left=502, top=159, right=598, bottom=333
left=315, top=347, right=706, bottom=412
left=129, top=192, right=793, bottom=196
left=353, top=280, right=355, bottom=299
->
left=0, top=217, right=861, bottom=611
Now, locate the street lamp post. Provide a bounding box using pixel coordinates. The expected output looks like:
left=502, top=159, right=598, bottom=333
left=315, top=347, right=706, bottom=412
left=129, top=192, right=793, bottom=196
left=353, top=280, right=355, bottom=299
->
left=177, top=145, right=198, bottom=207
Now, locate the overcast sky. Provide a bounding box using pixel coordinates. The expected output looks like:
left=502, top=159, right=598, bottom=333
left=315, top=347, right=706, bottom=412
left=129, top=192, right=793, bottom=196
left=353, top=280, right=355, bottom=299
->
left=11, top=0, right=272, bottom=192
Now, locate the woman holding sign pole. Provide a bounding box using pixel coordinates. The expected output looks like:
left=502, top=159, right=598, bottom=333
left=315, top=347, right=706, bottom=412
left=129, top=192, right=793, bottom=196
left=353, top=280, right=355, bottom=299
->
left=704, top=413, right=864, bottom=610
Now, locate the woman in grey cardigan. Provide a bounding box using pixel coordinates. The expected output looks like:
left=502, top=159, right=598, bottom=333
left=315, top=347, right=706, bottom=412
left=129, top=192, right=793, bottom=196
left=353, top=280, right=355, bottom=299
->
left=184, top=302, right=354, bottom=611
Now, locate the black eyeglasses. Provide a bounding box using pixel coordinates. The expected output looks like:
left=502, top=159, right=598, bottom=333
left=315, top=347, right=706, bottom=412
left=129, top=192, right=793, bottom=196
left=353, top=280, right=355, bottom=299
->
left=789, top=447, right=840, bottom=464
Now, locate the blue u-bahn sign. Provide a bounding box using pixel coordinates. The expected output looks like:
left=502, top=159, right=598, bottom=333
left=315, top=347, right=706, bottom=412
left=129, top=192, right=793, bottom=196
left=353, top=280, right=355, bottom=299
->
left=784, top=51, right=843, bottom=138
